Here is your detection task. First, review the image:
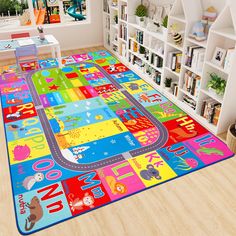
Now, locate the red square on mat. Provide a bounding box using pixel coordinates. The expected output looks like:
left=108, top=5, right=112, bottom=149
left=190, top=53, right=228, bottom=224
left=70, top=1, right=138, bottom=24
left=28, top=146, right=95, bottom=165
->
left=163, top=115, right=208, bottom=147
left=65, top=72, right=78, bottom=79
left=61, top=172, right=111, bottom=216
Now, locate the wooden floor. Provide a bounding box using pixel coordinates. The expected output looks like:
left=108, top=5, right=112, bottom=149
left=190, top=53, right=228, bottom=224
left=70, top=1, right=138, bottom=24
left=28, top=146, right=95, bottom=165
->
left=0, top=46, right=236, bottom=236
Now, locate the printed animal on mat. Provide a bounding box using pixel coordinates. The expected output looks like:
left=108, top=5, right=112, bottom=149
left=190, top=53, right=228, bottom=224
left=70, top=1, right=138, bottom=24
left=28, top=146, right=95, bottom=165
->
left=139, top=93, right=151, bottom=103
left=22, top=173, right=44, bottom=190
left=6, top=111, right=22, bottom=120
left=8, top=124, right=27, bottom=132
left=196, top=147, right=224, bottom=156
left=105, top=176, right=127, bottom=195
left=170, top=127, right=198, bottom=141
left=25, top=196, right=43, bottom=231
left=13, top=145, right=31, bottom=161
left=140, top=164, right=162, bottom=181
left=174, top=157, right=198, bottom=171
left=68, top=193, right=95, bottom=212
left=127, top=83, right=139, bottom=91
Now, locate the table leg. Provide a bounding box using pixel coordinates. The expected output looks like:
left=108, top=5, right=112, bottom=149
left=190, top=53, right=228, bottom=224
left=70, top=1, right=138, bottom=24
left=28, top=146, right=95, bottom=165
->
left=51, top=46, right=56, bottom=58
left=56, top=44, right=63, bottom=68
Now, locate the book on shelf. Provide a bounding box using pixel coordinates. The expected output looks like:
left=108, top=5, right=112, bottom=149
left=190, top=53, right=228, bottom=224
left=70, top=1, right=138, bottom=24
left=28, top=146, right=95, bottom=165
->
left=150, top=53, right=163, bottom=68
left=167, top=51, right=182, bottom=73
left=224, top=48, right=235, bottom=73
left=172, top=83, right=179, bottom=97
left=182, top=95, right=196, bottom=110
left=120, top=23, right=127, bottom=41
left=201, top=99, right=221, bottom=125
left=120, top=5, right=127, bottom=21
left=129, top=39, right=138, bottom=53
left=183, top=70, right=201, bottom=98
left=136, top=30, right=144, bottom=44
left=185, top=46, right=205, bottom=73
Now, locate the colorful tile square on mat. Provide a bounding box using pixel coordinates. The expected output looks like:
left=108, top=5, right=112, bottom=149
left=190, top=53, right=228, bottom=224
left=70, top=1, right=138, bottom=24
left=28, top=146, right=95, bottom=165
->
left=0, top=50, right=234, bottom=235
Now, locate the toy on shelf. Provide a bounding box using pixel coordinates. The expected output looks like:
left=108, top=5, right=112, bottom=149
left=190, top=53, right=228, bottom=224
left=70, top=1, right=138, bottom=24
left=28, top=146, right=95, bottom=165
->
left=170, top=23, right=183, bottom=46
left=189, top=21, right=207, bottom=41
left=189, top=6, right=217, bottom=42
left=202, top=6, right=218, bottom=35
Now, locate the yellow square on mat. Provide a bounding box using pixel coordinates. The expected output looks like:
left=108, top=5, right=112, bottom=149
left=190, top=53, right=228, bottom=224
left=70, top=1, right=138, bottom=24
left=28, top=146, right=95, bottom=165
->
left=55, top=118, right=129, bottom=148
left=122, top=80, right=153, bottom=95
left=128, top=151, right=177, bottom=187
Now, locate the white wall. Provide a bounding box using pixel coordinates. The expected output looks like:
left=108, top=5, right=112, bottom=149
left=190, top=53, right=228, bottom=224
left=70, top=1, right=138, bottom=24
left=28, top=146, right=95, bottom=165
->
left=0, top=0, right=103, bottom=59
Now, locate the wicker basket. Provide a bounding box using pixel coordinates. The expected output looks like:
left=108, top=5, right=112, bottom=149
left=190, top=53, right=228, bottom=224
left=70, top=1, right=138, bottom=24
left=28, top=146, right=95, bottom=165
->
left=226, top=124, right=236, bottom=153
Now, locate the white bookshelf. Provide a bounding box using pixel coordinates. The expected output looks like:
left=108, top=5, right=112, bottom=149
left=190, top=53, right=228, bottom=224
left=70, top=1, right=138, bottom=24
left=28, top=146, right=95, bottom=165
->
left=102, top=0, right=236, bottom=135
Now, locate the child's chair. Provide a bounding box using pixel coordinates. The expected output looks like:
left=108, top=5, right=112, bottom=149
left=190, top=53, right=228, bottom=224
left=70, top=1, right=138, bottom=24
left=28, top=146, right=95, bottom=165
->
left=11, top=32, right=30, bottom=39
left=15, top=44, right=39, bottom=74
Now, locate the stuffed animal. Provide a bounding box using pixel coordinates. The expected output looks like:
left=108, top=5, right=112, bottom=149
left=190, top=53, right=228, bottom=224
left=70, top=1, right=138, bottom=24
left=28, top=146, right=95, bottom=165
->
left=189, top=21, right=207, bottom=41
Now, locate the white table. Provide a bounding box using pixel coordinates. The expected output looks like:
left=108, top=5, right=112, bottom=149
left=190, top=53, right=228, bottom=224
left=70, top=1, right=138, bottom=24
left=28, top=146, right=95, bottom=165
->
left=0, top=34, right=62, bottom=68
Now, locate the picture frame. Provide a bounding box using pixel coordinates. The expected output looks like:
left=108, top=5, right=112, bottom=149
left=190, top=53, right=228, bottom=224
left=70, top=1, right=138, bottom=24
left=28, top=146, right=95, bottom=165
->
left=153, top=6, right=163, bottom=23
left=211, top=47, right=227, bottom=67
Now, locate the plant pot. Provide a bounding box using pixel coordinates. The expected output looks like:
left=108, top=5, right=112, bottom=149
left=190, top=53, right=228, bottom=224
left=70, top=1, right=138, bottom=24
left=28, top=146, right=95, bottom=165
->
left=208, top=88, right=224, bottom=100
left=136, top=16, right=146, bottom=27
left=161, top=27, right=168, bottom=39
left=165, top=87, right=172, bottom=93
left=226, top=124, right=236, bottom=153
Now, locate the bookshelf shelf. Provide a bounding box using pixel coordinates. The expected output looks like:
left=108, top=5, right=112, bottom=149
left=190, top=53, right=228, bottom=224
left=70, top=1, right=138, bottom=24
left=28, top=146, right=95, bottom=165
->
left=169, top=15, right=186, bottom=23
left=165, top=67, right=180, bottom=78
left=103, top=0, right=236, bottom=135
left=186, top=37, right=207, bottom=48
left=167, top=42, right=183, bottom=52
left=179, top=88, right=198, bottom=101
left=129, top=37, right=164, bottom=58
left=211, top=28, right=236, bottom=41
left=201, top=89, right=223, bottom=104
left=128, top=50, right=163, bottom=74
left=129, top=23, right=165, bottom=41
left=110, top=6, right=118, bottom=11
left=182, top=65, right=202, bottom=77
left=205, top=61, right=229, bottom=75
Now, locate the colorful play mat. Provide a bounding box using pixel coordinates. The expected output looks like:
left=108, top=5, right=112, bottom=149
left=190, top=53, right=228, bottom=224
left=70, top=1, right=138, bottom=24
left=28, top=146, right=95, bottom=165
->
left=0, top=50, right=234, bottom=235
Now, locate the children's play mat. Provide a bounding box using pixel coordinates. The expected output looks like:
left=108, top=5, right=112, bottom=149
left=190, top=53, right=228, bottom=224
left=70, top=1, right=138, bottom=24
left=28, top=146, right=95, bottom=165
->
left=0, top=50, right=234, bottom=235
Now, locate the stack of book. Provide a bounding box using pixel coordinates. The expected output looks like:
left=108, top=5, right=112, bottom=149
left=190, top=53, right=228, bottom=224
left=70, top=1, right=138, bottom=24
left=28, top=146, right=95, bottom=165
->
left=136, top=30, right=144, bottom=44
left=120, top=5, right=127, bottom=21
left=150, top=53, right=163, bottom=68
left=167, top=51, right=182, bottom=73
left=185, top=46, right=205, bottom=73
left=129, top=39, right=138, bottom=53
left=182, top=95, right=197, bottom=110
left=201, top=99, right=221, bottom=125
left=120, top=23, right=127, bottom=41
left=183, top=70, right=201, bottom=98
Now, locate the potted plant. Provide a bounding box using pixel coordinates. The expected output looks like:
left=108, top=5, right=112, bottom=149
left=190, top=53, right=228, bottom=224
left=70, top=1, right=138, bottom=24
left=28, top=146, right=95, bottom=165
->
left=207, top=72, right=227, bottom=98
left=164, top=77, right=172, bottom=92
left=139, top=46, right=146, bottom=55
left=135, top=1, right=148, bottom=26
left=161, top=15, right=168, bottom=38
